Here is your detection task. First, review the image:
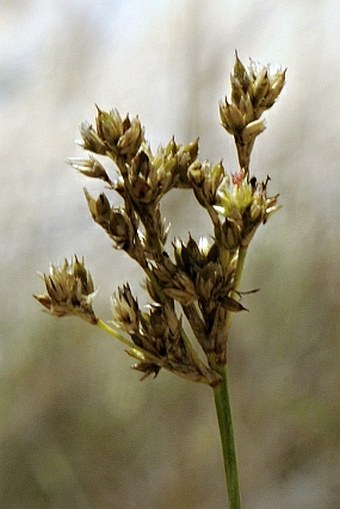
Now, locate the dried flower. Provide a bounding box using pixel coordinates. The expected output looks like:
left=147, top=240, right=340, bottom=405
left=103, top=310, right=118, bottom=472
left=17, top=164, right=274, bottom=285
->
left=78, top=121, right=107, bottom=155
left=111, top=284, right=140, bottom=334
left=219, top=51, right=286, bottom=173
left=34, top=256, right=97, bottom=324
left=67, top=155, right=111, bottom=184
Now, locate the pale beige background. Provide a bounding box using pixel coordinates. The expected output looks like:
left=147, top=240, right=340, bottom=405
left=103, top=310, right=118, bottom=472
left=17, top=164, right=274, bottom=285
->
left=1, top=1, right=339, bottom=508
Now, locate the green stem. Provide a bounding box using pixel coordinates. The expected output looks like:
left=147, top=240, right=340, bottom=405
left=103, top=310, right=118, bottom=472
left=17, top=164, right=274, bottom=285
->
left=96, top=319, right=135, bottom=348
left=96, top=319, right=165, bottom=368
left=209, top=246, right=247, bottom=508
left=212, top=361, right=241, bottom=509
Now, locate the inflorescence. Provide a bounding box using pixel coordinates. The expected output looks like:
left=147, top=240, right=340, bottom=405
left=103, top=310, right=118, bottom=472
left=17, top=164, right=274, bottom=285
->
left=34, top=53, right=285, bottom=387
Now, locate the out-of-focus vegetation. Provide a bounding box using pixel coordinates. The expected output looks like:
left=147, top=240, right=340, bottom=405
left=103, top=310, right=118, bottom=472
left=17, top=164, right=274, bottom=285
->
left=1, top=1, right=339, bottom=508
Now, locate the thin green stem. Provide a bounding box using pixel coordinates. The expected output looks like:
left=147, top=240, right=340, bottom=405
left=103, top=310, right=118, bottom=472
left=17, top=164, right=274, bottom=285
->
left=96, top=319, right=135, bottom=348
left=211, top=360, right=241, bottom=509
left=96, top=319, right=166, bottom=368
left=208, top=246, right=247, bottom=508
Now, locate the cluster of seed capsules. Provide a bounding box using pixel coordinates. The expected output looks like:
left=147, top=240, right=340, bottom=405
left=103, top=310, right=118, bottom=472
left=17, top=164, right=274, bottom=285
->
left=35, top=54, right=285, bottom=386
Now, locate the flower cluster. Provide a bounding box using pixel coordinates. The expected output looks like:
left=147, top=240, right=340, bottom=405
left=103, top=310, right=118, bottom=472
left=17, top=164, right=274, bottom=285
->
left=35, top=54, right=285, bottom=385
left=112, top=284, right=220, bottom=385
left=34, top=256, right=97, bottom=324
left=220, top=51, right=286, bottom=173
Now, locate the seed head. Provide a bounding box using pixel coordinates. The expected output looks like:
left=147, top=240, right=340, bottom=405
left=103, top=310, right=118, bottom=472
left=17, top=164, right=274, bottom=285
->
left=34, top=256, right=97, bottom=323
left=111, top=284, right=140, bottom=334
left=220, top=52, right=286, bottom=173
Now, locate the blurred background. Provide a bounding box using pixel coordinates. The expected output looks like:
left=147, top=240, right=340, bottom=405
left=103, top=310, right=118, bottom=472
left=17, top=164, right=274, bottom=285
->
left=1, top=0, right=339, bottom=508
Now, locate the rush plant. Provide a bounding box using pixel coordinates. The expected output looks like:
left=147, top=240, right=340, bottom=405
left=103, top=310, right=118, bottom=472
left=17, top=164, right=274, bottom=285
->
left=35, top=52, right=286, bottom=508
